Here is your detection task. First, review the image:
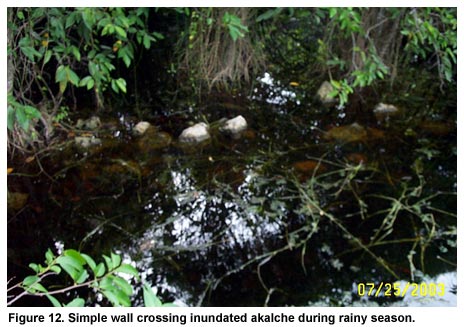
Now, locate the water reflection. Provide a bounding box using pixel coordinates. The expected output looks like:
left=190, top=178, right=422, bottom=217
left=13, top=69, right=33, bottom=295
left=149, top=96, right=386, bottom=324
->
left=7, top=79, right=456, bottom=307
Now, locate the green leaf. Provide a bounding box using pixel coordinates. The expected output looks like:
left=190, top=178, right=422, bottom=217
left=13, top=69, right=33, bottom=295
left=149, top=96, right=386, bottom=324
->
left=115, top=78, right=126, bottom=93
left=80, top=76, right=95, bottom=90
left=53, top=45, right=65, bottom=55
left=43, top=50, right=52, bottom=65
left=45, top=249, right=54, bottom=265
left=102, top=289, right=120, bottom=306
left=81, top=8, right=96, bottom=30
left=99, top=276, right=113, bottom=290
left=24, top=105, right=41, bottom=119
left=116, top=14, right=130, bottom=29
left=102, top=288, right=131, bottom=307
left=71, top=46, right=81, bottom=61
left=49, top=265, right=62, bottom=274
left=88, top=61, right=98, bottom=76
left=22, top=275, right=39, bottom=288
left=81, top=253, right=96, bottom=270
left=118, top=46, right=132, bottom=67
left=65, top=12, right=77, bottom=29
left=95, top=262, right=106, bottom=277
left=115, top=289, right=131, bottom=306
left=65, top=67, right=80, bottom=86
left=143, top=34, right=150, bottom=49
left=103, top=255, right=113, bottom=271
left=222, top=12, right=248, bottom=41
left=28, top=263, right=39, bottom=273
left=46, top=294, right=62, bottom=307
left=256, top=8, right=282, bottom=22
left=329, top=8, right=338, bottom=18
left=15, top=107, right=29, bottom=131
left=55, top=65, right=67, bottom=83
left=143, top=283, right=162, bottom=307
left=114, top=264, right=140, bottom=281
left=112, top=276, right=133, bottom=295
left=57, top=262, right=78, bottom=280
left=162, top=302, right=178, bottom=307
left=28, top=282, right=48, bottom=293
left=111, top=252, right=122, bottom=268
left=75, top=269, right=90, bottom=284
left=101, top=24, right=112, bottom=36
left=63, top=249, right=86, bottom=265
left=56, top=255, right=84, bottom=281
left=17, top=10, right=25, bottom=20
left=7, top=105, right=15, bottom=131
left=446, top=47, right=457, bottom=64
left=122, top=54, right=131, bottom=67
left=87, top=78, right=95, bottom=90
left=102, top=60, right=116, bottom=72
left=229, top=27, right=241, bottom=41
left=59, top=80, right=68, bottom=93
left=111, top=80, right=119, bottom=94
left=79, top=76, right=92, bottom=87
left=114, top=25, right=127, bottom=39
left=444, top=68, right=452, bottom=82
left=20, top=45, right=42, bottom=62
left=152, top=31, right=164, bottom=40
left=65, top=298, right=85, bottom=307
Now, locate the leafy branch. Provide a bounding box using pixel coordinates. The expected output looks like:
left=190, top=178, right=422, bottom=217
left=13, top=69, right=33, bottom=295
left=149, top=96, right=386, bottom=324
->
left=7, top=248, right=174, bottom=307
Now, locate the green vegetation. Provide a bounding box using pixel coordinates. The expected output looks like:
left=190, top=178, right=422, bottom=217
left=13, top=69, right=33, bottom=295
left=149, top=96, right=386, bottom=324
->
left=8, top=8, right=163, bottom=150
left=7, top=7, right=456, bottom=307
left=177, top=8, right=263, bottom=92
left=7, top=7, right=456, bottom=149
left=7, top=249, right=174, bottom=307
left=258, top=8, right=456, bottom=105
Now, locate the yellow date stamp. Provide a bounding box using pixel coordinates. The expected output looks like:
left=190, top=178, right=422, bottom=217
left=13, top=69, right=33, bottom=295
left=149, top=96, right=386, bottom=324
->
left=357, top=282, right=446, bottom=297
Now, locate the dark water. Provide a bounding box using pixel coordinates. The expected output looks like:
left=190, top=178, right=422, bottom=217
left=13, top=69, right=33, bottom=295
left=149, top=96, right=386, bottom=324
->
left=7, top=84, right=456, bottom=306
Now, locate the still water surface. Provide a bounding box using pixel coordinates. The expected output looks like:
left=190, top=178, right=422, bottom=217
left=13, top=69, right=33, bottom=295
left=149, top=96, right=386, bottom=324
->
left=7, top=83, right=456, bottom=306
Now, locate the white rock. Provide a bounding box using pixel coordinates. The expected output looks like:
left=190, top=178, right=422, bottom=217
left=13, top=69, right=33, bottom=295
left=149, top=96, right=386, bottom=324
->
left=221, top=115, right=248, bottom=134
left=133, top=121, right=151, bottom=136
left=179, top=122, right=210, bottom=143
left=373, top=103, right=400, bottom=121
left=373, top=103, right=399, bottom=114
left=75, top=136, right=102, bottom=148
left=76, top=119, right=85, bottom=129
left=316, top=81, right=337, bottom=104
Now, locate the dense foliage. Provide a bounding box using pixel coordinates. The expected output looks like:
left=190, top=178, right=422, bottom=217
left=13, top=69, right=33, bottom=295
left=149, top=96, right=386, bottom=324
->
left=259, top=8, right=456, bottom=104
left=7, top=7, right=456, bottom=151
left=7, top=7, right=457, bottom=307
left=7, top=8, right=164, bottom=150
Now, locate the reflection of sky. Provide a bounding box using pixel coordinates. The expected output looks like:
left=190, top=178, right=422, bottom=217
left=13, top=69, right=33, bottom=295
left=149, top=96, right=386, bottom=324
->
left=392, top=272, right=457, bottom=307
left=133, top=164, right=287, bottom=305
left=305, top=271, right=457, bottom=307
left=168, top=167, right=282, bottom=248
left=253, top=72, right=300, bottom=105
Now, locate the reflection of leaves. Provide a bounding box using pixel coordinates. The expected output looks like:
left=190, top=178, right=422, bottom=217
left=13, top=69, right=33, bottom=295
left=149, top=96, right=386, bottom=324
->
left=415, top=147, right=440, bottom=160
left=250, top=196, right=265, bottom=204
left=247, top=205, right=261, bottom=214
